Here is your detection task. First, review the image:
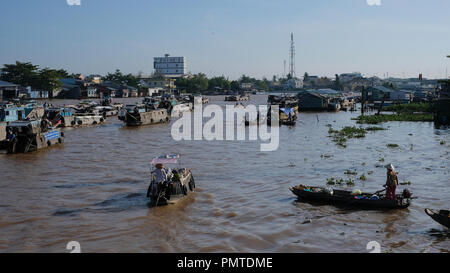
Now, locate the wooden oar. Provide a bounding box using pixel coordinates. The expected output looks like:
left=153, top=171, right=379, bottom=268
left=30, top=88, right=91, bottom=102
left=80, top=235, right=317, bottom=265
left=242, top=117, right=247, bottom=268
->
left=373, top=188, right=386, bottom=195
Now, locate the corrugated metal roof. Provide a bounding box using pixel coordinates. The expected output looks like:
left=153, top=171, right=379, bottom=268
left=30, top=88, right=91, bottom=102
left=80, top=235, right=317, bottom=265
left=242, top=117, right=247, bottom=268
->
left=368, top=86, right=395, bottom=93
left=0, top=80, right=20, bottom=87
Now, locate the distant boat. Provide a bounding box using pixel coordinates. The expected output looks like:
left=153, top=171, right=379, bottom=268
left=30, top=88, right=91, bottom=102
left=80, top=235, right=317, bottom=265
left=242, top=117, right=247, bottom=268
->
left=119, top=104, right=169, bottom=126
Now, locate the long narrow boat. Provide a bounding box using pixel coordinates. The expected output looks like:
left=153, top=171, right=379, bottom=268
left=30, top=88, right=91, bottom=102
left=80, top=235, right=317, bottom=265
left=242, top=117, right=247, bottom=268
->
left=425, top=209, right=450, bottom=228
left=290, top=185, right=412, bottom=210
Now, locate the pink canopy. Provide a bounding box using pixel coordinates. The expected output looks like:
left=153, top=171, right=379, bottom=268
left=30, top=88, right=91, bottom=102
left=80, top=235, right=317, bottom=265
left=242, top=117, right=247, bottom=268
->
left=151, top=154, right=180, bottom=164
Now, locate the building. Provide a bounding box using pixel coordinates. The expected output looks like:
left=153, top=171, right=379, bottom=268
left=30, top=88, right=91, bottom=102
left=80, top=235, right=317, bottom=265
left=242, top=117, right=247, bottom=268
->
left=284, top=78, right=303, bottom=89
left=303, top=76, right=319, bottom=88
left=20, top=87, right=49, bottom=99
left=86, top=75, right=103, bottom=84
left=390, top=90, right=414, bottom=102
left=0, top=80, right=20, bottom=101
left=59, top=78, right=83, bottom=99
left=96, top=82, right=118, bottom=99
left=339, top=72, right=362, bottom=83
left=297, top=91, right=329, bottom=111
left=240, top=83, right=253, bottom=90
left=154, top=54, right=187, bottom=78
left=139, top=76, right=176, bottom=96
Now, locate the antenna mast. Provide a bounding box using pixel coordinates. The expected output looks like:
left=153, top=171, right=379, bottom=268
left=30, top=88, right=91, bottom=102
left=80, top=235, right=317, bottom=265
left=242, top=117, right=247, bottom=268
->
left=289, top=33, right=296, bottom=77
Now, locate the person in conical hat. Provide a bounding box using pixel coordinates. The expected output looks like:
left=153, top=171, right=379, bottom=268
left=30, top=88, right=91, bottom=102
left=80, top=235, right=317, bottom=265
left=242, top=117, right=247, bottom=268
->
left=384, top=164, right=398, bottom=200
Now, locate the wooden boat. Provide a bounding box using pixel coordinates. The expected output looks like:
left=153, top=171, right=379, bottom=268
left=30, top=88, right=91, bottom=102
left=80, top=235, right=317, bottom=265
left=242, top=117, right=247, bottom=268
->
left=290, top=185, right=412, bottom=210
left=147, top=154, right=195, bottom=207
left=425, top=209, right=450, bottom=228
left=119, top=104, right=169, bottom=126
left=4, top=120, right=64, bottom=154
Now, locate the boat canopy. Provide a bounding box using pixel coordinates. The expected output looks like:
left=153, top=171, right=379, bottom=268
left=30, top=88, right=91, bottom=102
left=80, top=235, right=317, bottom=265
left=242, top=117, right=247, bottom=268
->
left=151, top=154, right=180, bottom=164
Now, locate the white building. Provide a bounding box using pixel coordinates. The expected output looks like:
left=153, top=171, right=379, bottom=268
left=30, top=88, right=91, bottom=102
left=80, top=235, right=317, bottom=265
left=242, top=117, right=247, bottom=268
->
left=154, top=54, right=187, bottom=78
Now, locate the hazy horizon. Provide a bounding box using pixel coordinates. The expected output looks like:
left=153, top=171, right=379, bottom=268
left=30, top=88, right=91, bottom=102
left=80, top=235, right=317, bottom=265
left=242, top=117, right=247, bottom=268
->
left=1, top=0, right=449, bottom=80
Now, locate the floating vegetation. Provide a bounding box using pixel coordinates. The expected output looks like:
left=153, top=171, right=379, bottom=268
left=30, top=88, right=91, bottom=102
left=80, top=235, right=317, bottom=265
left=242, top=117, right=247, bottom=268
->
left=321, top=154, right=334, bottom=159
left=400, top=181, right=412, bottom=185
left=328, top=126, right=367, bottom=147
left=367, top=171, right=374, bottom=175
left=387, top=144, right=399, bottom=148
left=382, top=103, right=432, bottom=113
left=359, top=174, right=367, bottom=181
left=440, top=140, right=446, bottom=145
left=346, top=179, right=355, bottom=186
left=326, top=177, right=356, bottom=187
left=345, top=169, right=358, bottom=176
left=355, top=113, right=434, bottom=124
left=366, top=126, right=387, bottom=131
left=379, top=158, right=385, bottom=162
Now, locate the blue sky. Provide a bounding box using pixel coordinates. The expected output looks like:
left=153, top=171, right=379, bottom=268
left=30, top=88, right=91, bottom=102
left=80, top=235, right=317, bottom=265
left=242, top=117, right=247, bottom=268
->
left=0, top=0, right=449, bottom=79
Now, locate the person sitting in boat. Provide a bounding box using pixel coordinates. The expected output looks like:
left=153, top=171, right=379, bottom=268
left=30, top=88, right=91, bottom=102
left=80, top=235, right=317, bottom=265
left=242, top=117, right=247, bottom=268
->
left=153, top=163, right=168, bottom=185
left=384, top=164, right=399, bottom=200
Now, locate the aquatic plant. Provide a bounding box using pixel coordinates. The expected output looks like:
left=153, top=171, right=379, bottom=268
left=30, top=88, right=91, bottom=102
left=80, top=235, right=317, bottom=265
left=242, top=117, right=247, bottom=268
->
left=440, top=140, right=446, bottom=145
left=366, top=126, right=387, bottom=131
left=355, top=113, right=434, bottom=124
left=328, top=126, right=368, bottom=147
left=387, top=144, right=399, bottom=148
left=326, top=178, right=336, bottom=185
left=359, top=174, right=367, bottom=181
left=346, top=179, right=355, bottom=186
left=345, top=169, right=358, bottom=176
left=382, top=103, right=432, bottom=113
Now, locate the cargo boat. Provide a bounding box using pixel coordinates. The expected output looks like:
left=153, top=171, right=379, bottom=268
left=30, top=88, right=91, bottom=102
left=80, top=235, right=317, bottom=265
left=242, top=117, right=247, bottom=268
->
left=3, top=120, right=64, bottom=154
left=119, top=104, right=169, bottom=126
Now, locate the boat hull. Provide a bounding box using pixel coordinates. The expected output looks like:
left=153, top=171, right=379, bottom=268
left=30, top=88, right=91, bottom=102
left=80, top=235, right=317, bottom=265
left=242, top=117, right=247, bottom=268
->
left=290, top=186, right=411, bottom=210
left=425, top=209, right=450, bottom=228
left=124, top=109, right=170, bottom=126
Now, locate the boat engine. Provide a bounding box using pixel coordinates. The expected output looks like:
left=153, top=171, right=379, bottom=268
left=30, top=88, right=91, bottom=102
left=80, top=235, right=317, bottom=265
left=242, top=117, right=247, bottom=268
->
left=402, top=189, right=412, bottom=199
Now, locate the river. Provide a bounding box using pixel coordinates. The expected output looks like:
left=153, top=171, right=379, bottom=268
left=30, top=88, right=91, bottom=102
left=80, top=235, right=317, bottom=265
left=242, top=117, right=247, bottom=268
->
left=0, top=95, right=448, bottom=253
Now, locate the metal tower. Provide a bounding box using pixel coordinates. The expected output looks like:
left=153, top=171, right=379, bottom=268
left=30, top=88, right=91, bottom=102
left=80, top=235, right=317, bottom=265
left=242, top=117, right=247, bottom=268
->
left=289, top=33, right=296, bottom=77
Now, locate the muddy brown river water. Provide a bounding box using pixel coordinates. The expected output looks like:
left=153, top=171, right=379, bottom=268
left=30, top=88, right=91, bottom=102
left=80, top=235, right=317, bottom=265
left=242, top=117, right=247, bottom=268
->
left=0, top=95, right=448, bottom=253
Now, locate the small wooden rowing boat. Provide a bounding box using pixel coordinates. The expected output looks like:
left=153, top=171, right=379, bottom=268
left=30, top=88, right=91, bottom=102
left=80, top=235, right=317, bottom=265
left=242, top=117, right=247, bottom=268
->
left=425, top=209, right=450, bottom=228
left=290, top=185, right=412, bottom=210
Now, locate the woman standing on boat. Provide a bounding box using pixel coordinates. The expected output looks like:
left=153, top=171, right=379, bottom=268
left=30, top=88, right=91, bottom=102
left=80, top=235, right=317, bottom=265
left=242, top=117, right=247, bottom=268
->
left=384, top=164, right=399, bottom=200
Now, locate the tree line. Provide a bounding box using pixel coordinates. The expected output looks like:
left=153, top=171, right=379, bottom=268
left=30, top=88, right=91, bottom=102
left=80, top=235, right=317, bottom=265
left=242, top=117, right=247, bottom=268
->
left=0, top=61, right=69, bottom=93
left=1, top=61, right=348, bottom=95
